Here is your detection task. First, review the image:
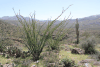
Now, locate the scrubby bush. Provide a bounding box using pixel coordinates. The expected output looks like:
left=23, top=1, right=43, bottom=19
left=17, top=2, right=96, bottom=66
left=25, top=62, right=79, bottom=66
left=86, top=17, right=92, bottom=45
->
left=80, top=36, right=97, bottom=54
left=7, top=46, right=22, bottom=58
left=0, top=44, right=5, bottom=52
left=13, top=59, right=32, bottom=67
left=81, top=31, right=90, bottom=38
left=95, top=53, right=100, bottom=61
left=13, top=5, right=72, bottom=61
left=47, top=38, right=60, bottom=50
left=90, top=51, right=100, bottom=61
left=21, top=51, right=31, bottom=58
left=5, top=54, right=10, bottom=58
left=13, top=59, right=21, bottom=65
left=61, top=57, right=78, bottom=67
left=0, top=38, right=6, bottom=52
left=21, top=60, right=31, bottom=67
left=43, top=51, right=59, bottom=67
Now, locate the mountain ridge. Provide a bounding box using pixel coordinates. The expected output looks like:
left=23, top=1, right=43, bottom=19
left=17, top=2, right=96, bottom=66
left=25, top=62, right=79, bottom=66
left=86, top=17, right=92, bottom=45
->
left=1, top=14, right=100, bottom=20
left=0, top=14, right=100, bottom=30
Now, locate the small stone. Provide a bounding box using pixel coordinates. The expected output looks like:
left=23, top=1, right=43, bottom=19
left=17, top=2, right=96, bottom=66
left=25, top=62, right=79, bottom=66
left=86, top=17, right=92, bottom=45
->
left=84, top=63, right=92, bottom=67
left=59, top=65, right=63, bottom=67
left=93, top=61, right=100, bottom=66
left=0, top=53, right=3, bottom=55
left=32, top=65, right=36, bottom=67
left=80, top=59, right=97, bottom=63
left=48, top=63, right=55, bottom=67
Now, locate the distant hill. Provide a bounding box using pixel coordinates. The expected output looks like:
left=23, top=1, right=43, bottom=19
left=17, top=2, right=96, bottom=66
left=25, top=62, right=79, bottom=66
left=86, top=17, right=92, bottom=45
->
left=0, top=14, right=100, bottom=30
left=0, top=15, right=30, bottom=21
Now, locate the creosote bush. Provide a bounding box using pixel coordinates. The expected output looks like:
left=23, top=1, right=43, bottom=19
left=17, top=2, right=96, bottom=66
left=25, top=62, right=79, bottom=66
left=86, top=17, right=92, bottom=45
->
left=80, top=36, right=97, bottom=54
left=61, top=57, right=78, bottom=67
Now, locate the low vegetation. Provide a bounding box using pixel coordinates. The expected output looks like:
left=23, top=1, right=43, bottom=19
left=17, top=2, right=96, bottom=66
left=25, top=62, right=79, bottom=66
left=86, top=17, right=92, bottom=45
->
left=80, top=36, right=97, bottom=54
left=0, top=6, right=100, bottom=67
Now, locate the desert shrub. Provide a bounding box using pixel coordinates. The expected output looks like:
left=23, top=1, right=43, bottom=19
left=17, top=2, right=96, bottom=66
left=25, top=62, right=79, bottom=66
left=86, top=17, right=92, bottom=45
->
left=7, top=46, right=22, bottom=58
left=0, top=44, right=5, bottom=52
left=81, top=31, right=90, bottom=38
left=0, top=38, right=6, bottom=52
left=15, top=49, right=22, bottom=58
left=80, top=36, right=97, bottom=54
left=13, top=59, right=32, bottom=67
left=21, top=60, right=31, bottom=67
left=13, top=5, right=72, bottom=61
left=95, top=53, right=100, bottom=61
left=73, top=40, right=77, bottom=44
left=21, top=51, right=31, bottom=58
left=43, top=51, right=59, bottom=67
left=61, top=57, right=78, bottom=67
left=47, top=38, right=60, bottom=50
left=5, top=54, right=10, bottom=58
left=90, top=51, right=100, bottom=61
left=60, top=45, right=65, bottom=50
left=13, top=59, right=21, bottom=65
left=59, top=61, right=64, bottom=65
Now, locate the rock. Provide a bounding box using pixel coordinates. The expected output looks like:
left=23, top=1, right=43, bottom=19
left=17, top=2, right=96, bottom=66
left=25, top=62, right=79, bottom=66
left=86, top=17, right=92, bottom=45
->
left=32, top=65, right=36, bottom=67
left=47, top=63, right=55, bottom=67
left=78, top=59, right=97, bottom=66
left=84, top=63, right=92, bottom=67
left=68, top=43, right=75, bottom=46
left=0, top=53, right=3, bottom=55
left=71, top=48, right=84, bottom=54
left=3, top=64, right=15, bottom=67
left=93, top=61, right=100, bottom=66
left=59, top=65, right=63, bottom=67
left=80, top=59, right=97, bottom=63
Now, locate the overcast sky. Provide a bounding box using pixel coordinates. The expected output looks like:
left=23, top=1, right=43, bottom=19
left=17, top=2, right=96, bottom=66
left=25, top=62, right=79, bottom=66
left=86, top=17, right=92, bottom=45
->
left=0, top=0, right=100, bottom=20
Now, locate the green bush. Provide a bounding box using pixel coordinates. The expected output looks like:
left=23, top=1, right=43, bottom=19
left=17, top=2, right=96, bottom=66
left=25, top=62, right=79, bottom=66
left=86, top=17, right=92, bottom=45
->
left=61, top=57, right=78, bottom=67
left=80, top=36, right=97, bottom=54
left=21, top=51, right=31, bottom=58
left=48, top=38, right=59, bottom=50
left=0, top=45, right=5, bottom=52
left=7, top=46, right=22, bottom=58
left=0, top=38, right=6, bottom=52
left=13, top=5, right=72, bottom=61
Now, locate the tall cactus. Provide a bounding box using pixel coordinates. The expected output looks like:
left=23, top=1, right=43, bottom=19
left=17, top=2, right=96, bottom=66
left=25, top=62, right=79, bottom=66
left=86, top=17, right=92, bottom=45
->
left=75, top=18, right=79, bottom=44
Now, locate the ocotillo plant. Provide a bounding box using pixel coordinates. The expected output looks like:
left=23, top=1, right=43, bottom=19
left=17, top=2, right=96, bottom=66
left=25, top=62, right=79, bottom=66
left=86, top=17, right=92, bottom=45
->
left=13, top=5, right=72, bottom=61
left=75, top=18, right=79, bottom=44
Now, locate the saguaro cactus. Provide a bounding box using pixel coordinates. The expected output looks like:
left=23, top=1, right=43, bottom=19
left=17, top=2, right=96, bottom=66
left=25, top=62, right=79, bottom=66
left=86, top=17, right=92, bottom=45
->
left=75, top=18, right=79, bottom=44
